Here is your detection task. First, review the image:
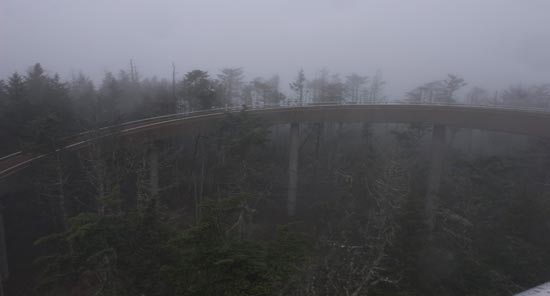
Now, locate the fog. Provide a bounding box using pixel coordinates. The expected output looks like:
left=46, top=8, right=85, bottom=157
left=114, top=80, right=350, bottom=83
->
left=2, top=0, right=550, bottom=97
left=4, top=2, right=550, bottom=295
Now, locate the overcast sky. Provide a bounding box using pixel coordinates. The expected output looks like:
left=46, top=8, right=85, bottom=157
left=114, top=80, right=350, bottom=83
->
left=2, top=0, right=550, bottom=98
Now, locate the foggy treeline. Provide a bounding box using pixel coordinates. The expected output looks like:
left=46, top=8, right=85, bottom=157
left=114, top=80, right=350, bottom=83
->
left=0, top=63, right=389, bottom=154
left=1, top=62, right=550, bottom=296
left=2, top=62, right=550, bottom=156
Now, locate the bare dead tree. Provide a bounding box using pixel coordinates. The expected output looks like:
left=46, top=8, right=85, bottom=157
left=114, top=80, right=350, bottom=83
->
left=296, top=138, right=412, bottom=296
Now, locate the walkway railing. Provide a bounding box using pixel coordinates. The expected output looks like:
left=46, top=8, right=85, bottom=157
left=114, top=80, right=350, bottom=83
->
left=60, top=100, right=550, bottom=144
left=1, top=101, right=550, bottom=179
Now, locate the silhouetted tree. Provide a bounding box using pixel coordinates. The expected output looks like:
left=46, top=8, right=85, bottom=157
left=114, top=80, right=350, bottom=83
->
left=466, top=86, right=492, bottom=105
left=345, top=73, right=368, bottom=103
left=69, top=73, right=96, bottom=127
left=242, top=75, right=285, bottom=107
left=3, top=73, right=28, bottom=150
left=367, top=69, right=386, bottom=103
left=181, top=70, right=218, bottom=110
left=501, top=85, right=550, bottom=109
left=308, top=69, right=344, bottom=103
left=217, top=67, right=244, bottom=106
left=289, top=69, right=306, bottom=105
left=97, top=72, right=122, bottom=125
left=407, top=74, right=465, bottom=103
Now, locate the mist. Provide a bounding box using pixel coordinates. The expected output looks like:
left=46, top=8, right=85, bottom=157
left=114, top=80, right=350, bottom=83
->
left=3, top=0, right=550, bottom=97
left=3, top=1, right=550, bottom=296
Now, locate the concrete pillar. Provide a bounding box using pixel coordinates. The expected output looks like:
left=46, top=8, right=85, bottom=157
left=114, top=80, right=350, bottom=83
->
left=149, top=144, right=160, bottom=199
left=287, top=122, right=300, bottom=216
left=425, top=125, right=447, bottom=232
left=464, top=129, right=473, bottom=154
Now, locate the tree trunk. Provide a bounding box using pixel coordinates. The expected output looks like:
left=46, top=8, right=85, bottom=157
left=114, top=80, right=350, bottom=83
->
left=425, top=125, right=447, bottom=233
left=287, top=122, right=300, bottom=216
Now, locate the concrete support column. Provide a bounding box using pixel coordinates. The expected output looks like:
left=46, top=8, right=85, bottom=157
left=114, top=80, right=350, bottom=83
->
left=465, top=129, right=473, bottom=154
left=149, top=144, right=160, bottom=199
left=287, top=122, right=300, bottom=216
left=425, top=125, right=447, bottom=232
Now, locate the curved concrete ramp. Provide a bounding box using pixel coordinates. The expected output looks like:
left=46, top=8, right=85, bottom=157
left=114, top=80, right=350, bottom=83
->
left=2, top=104, right=550, bottom=180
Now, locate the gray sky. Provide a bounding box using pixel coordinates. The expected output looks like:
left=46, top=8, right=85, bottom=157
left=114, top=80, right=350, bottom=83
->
left=2, top=0, right=550, bottom=98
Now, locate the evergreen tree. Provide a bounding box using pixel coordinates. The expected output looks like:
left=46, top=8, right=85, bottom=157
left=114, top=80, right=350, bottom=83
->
left=98, top=72, right=122, bottom=125
left=217, top=67, right=244, bottom=106
left=25, top=63, right=48, bottom=105
left=289, top=69, right=306, bottom=105
left=243, top=75, right=285, bottom=107
left=367, top=69, right=386, bottom=103
left=69, top=73, right=96, bottom=127
left=181, top=70, right=218, bottom=110
left=345, top=73, right=368, bottom=103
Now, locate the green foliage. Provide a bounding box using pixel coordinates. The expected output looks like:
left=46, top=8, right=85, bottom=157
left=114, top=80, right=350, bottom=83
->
left=36, top=194, right=309, bottom=296
left=4, top=63, right=550, bottom=296
left=208, top=112, right=275, bottom=201
left=35, top=201, right=173, bottom=296
left=181, top=70, right=218, bottom=110
left=163, top=196, right=310, bottom=296
left=242, top=75, right=286, bottom=106
left=0, top=64, right=76, bottom=153
left=218, top=111, right=271, bottom=157
left=289, top=69, right=306, bottom=103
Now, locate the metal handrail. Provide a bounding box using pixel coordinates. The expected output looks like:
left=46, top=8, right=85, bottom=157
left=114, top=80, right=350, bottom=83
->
left=2, top=101, right=550, bottom=166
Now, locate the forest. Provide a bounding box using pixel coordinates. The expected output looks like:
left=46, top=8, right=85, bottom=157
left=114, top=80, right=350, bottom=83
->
left=1, top=63, right=550, bottom=296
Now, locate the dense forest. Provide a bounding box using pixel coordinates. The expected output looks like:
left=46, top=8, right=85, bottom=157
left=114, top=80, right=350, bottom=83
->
left=1, top=63, right=550, bottom=295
